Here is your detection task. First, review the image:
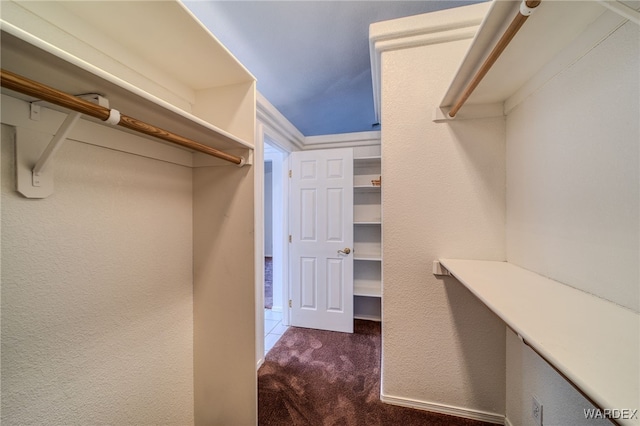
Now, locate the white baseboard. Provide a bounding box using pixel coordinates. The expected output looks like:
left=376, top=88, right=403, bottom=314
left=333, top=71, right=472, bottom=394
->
left=380, top=393, right=505, bottom=425
left=504, top=416, right=514, bottom=426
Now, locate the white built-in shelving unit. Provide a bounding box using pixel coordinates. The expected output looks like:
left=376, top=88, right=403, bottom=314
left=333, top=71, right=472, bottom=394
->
left=353, top=155, right=382, bottom=320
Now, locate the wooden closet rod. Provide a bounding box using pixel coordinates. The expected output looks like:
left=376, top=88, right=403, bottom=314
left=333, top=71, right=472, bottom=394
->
left=0, top=69, right=245, bottom=165
left=448, top=0, right=542, bottom=118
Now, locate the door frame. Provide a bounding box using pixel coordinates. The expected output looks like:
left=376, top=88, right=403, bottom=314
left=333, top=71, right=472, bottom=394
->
left=264, top=141, right=289, bottom=323
left=255, top=124, right=293, bottom=369
left=255, top=123, right=265, bottom=369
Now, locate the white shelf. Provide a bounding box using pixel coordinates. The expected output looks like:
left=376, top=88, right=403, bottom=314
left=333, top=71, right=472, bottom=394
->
left=0, top=1, right=255, bottom=155
left=354, top=185, right=381, bottom=192
left=354, top=313, right=382, bottom=322
left=354, top=227, right=381, bottom=259
left=354, top=190, right=381, bottom=224
left=354, top=156, right=381, bottom=165
left=354, top=294, right=382, bottom=321
left=354, top=259, right=381, bottom=299
left=354, top=279, right=382, bottom=298
left=438, top=1, right=611, bottom=117
left=439, top=258, right=639, bottom=425
left=354, top=221, right=382, bottom=225
left=354, top=254, right=382, bottom=262
left=354, top=156, right=381, bottom=188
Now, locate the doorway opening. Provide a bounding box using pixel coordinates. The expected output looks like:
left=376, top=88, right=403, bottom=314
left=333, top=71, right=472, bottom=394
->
left=263, top=141, right=288, bottom=354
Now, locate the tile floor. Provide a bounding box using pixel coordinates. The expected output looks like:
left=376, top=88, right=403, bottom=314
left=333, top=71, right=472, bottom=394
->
left=264, top=309, right=288, bottom=355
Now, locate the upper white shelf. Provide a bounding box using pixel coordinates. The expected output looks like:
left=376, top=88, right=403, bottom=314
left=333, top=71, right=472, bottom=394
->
left=354, top=280, right=382, bottom=298
left=354, top=156, right=381, bottom=166
left=438, top=1, right=611, bottom=115
left=354, top=253, right=382, bottom=262
left=0, top=0, right=256, bottom=153
left=354, top=220, right=382, bottom=226
left=439, top=258, right=639, bottom=425
left=354, top=185, right=381, bottom=192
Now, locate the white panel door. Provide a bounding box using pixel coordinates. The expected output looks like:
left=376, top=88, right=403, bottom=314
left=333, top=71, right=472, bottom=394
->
left=290, top=148, right=354, bottom=333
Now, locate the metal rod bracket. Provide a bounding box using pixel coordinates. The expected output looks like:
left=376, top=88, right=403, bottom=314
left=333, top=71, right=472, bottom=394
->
left=30, top=103, right=41, bottom=121
left=519, top=1, right=538, bottom=16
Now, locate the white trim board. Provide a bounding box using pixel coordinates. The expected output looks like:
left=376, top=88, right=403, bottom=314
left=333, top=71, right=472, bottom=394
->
left=380, top=393, right=505, bottom=425
left=257, top=92, right=304, bottom=152
left=304, top=131, right=381, bottom=150
left=257, top=91, right=381, bottom=151
left=369, top=2, right=490, bottom=124
left=254, top=122, right=266, bottom=371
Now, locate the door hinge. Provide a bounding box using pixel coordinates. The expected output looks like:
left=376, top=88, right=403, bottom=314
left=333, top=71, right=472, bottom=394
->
left=289, top=235, right=292, bottom=243
left=289, top=299, right=292, bottom=308
left=289, top=170, right=292, bottom=178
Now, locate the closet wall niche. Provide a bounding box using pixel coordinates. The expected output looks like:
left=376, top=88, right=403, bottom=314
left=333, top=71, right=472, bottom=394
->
left=1, top=1, right=257, bottom=425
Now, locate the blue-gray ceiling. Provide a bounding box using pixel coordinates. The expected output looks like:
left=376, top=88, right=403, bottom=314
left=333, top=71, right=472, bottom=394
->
left=185, top=1, right=486, bottom=137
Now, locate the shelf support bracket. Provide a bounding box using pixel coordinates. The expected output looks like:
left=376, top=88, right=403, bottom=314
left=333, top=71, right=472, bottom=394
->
left=432, top=260, right=451, bottom=276
left=32, top=112, right=82, bottom=187
left=16, top=112, right=82, bottom=199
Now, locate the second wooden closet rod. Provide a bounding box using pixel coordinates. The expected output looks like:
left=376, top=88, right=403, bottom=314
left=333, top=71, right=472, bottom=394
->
left=0, top=69, right=245, bottom=165
left=448, top=0, right=542, bottom=118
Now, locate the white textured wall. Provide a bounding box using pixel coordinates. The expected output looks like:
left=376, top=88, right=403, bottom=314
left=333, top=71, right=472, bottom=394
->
left=505, top=329, right=610, bottom=426
left=504, top=19, right=639, bottom=426
left=381, top=38, right=507, bottom=419
left=506, top=20, right=639, bottom=313
left=1, top=124, right=194, bottom=425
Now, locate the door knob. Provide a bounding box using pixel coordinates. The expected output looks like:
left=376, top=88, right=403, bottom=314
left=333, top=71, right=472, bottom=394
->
left=338, top=248, right=351, bottom=255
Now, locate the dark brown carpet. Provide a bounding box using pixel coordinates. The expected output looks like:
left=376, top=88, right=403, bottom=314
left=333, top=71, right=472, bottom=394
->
left=258, top=320, right=496, bottom=426
left=265, top=257, right=273, bottom=310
